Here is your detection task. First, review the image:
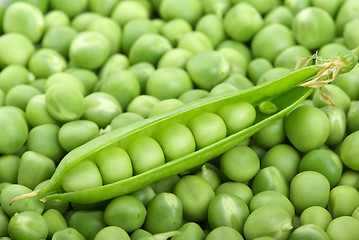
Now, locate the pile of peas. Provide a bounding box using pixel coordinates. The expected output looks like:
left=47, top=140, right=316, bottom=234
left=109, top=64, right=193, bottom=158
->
left=1, top=0, right=359, bottom=239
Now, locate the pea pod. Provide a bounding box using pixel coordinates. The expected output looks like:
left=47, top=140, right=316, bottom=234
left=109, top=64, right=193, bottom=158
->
left=10, top=50, right=358, bottom=204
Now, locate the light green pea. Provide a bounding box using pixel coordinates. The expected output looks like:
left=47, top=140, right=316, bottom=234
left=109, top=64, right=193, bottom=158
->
left=347, top=101, right=359, bottom=133
left=149, top=99, right=184, bottom=117
left=326, top=216, right=359, bottom=240
left=129, top=62, right=155, bottom=94
left=49, top=0, right=87, bottom=17
left=251, top=166, right=289, bottom=197
left=5, top=84, right=41, bottom=111
left=288, top=224, right=330, bottom=240
left=247, top=58, right=273, bottom=85
left=66, top=68, right=99, bottom=95
left=88, top=0, right=118, bottom=16
left=44, top=10, right=70, bottom=30
left=320, top=106, right=347, bottom=146
left=8, top=211, right=48, bottom=240
left=45, top=72, right=86, bottom=95
left=127, top=95, right=160, bottom=118
left=274, top=45, right=312, bottom=69
left=218, top=47, right=247, bottom=75
left=318, top=43, right=349, bottom=59
left=206, top=226, right=244, bottom=240
left=158, top=48, right=193, bottom=70
left=98, top=53, right=130, bottom=80
left=196, top=14, right=226, bottom=47
left=150, top=175, right=180, bottom=194
left=335, top=0, right=359, bottom=36
left=28, top=48, right=67, bottom=78
left=253, top=118, right=286, bottom=148
left=52, top=228, right=85, bottom=240
left=195, top=163, right=221, bottom=190
left=285, top=0, right=311, bottom=15
left=160, top=18, right=193, bottom=46
left=172, top=222, right=205, bottom=240
left=217, top=40, right=252, bottom=63
left=159, top=0, right=203, bottom=26
left=94, top=226, right=130, bottom=240
left=0, top=155, right=20, bottom=183
left=215, top=182, right=253, bottom=206
left=43, top=209, right=68, bottom=238
left=69, top=211, right=107, bottom=240
left=203, top=0, right=231, bottom=17
left=177, top=31, right=214, bottom=54
left=130, top=186, right=156, bottom=207
left=300, top=206, right=332, bottom=230
left=328, top=185, right=359, bottom=218
left=312, top=84, right=351, bottom=113
left=178, top=89, right=209, bottom=103
left=264, top=6, right=294, bottom=29
left=110, top=112, right=144, bottom=130
left=110, top=0, right=150, bottom=27
left=71, top=12, right=102, bottom=32
left=337, top=170, right=359, bottom=189
left=332, top=63, right=359, bottom=101
left=0, top=64, right=32, bottom=93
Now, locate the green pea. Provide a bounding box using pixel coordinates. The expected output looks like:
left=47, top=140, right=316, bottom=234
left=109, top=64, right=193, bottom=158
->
left=52, top=228, right=86, bottom=240
left=110, top=112, right=144, bottom=130
left=179, top=89, right=209, bottom=103
left=332, top=63, right=359, bottom=100
left=61, top=160, right=103, bottom=192
left=49, top=0, right=87, bottom=17
left=335, top=0, right=359, bottom=36
left=206, top=226, right=244, bottom=240
left=155, top=123, right=196, bottom=161
left=171, top=222, right=205, bottom=240
left=8, top=211, right=48, bottom=240
left=127, top=95, right=160, bottom=118
left=186, top=50, right=229, bottom=90
left=247, top=58, right=273, bottom=85
left=28, top=48, right=67, bottom=78
left=0, top=89, right=4, bottom=106
left=45, top=72, right=86, bottom=95
left=88, top=0, right=118, bottom=16
left=326, top=216, right=359, bottom=240
left=59, top=120, right=99, bottom=152
left=43, top=209, right=67, bottom=238
left=44, top=10, right=70, bottom=29
left=196, top=14, right=226, bottom=47
left=312, top=85, right=351, bottom=113
left=17, top=151, right=55, bottom=189
left=251, top=166, right=289, bottom=196
left=104, top=195, right=147, bottom=232
left=45, top=83, right=85, bottom=122
left=98, top=53, right=130, bottom=80
left=127, top=136, right=165, bottom=174
left=252, top=118, right=286, bottom=148
left=284, top=105, right=330, bottom=152
left=150, top=175, right=180, bottom=194
left=217, top=40, right=252, bottom=63
left=337, top=170, right=359, bottom=189
left=111, top=0, right=150, bottom=27
left=177, top=31, right=214, bottom=54
left=274, top=45, right=312, bottom=69
left=223, top=73, right=254, bottom=91
left=215, top=182, right=253, bottom=206
left=0, top=208, right=8, bottom=237
left=264, top=6, right=294, bottom=29
left=82, top=92, right=122, bottom=129
left=5, top=84, right=41, bottom=111
left=353, top=206, right=359, bottom=220
left=0, top=155, right=20, bottom=183
left=94, top=226, right=130, bottom=240
left=157, top=48, right=193, bottom=70
left=0, top=106, right=28, bottom=154
left=328, top=185, right=359, bottom=218
left=318, top=43, right=349, bottom=59
left=261, top=144, right=300, bottom=183
left=69, top=31, right=111, bottom=70
left=25, top=95, right=57, bottom=127
left=300, top=206, right=332, bottom=230
left=218, top=48, right=247, bottom=75
left=244, top=205, right=292, bottom=240
left=257, top=67, right=291, bottom=86
left=250, top=191, right=295, bottom=219
left=0, top=65, right=32, bottom=93
left=224, top=2, right=263, bottom=42
left=347, top=101, right=359, bottom=133
left=0, top=184, right=44, bottom=217
left=312, top=0, right=344, bottom=17
left=251, top=23, right=295, bottom=62
left=288, top=224, right=330, bottom=240
left=320, top=106, right=347, bottom=146
left=41, top=25, right=77, bottom=58
left=71, top=12, right=102, bottom=32
left=69, top=210, right=107, bottom=240
left=159, top=0, right=202, bottom=26
left=131, top=229, right=152, bottom=240
left=209, top=83, right=238, bottom=96
left=290, top=171, right=330, bottom=213
left=285, top=0, right=311, bottom=15
left=160, top=18, right=192, bottom=46
left=129, top=62, right=156, bottom=94
left=130, top=186, right=156, bottom=207
left=174, top=175, right=215, bottom=222
left=340, top=130, right=359, bottom=171
left=208, top=193, right=249, bottom=234
left=195, top=163, right=221, bottom=190
left=149, top=99, right=184, bottom=117
left=203, top=0, right=231, bottom=17
left=26, top=123, right=65, bottom=163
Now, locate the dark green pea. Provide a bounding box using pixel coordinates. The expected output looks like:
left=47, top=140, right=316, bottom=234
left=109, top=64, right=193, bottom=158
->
left=5, top=84, right=41, bottom=111
left=110, top=112, right=144, bottom=130
left=0, top=65, right=32, bottom=93
left=98, top=53, right=130, bottom=80
left=43, top=209, right=67, bottom=238
left=146, top=68, right=193, bottom=100
left=318, top=43, right=349, bottom=59
left=110, top=0, right=150, bottom=27
left=252, top=118, right=286, bottom=149
left=94, top=226, right=130, bottom=240
left=251, top=166, right=289, bottom=196
left=264, top=6, right=293, bottom=28
left=104, top=195, right=147, bottom=232
left=300, top=206, right=332, bottom=230
left=0, top=155, right=20, bottom=183
left=127, top=95, right=160, bottom=118
left=17, top=151, right=55, bottom=189
left=159, top=0, right=202, bottom=26
left=50, top=0, right=87, bottom=18
left=26, top=123, right=65, bottom=163
left=326, top=216, right=359, bottom=240
left=0, top=208, right=8, bottom=237
left=130, top=186, right=156, bottom=207
left=244, top=205, right=292, bottom=240
left=224, top=2, right=263, bottom=42
left=217, top=40, right=252, bottom=63
left=129, top=33, right=172, bottom=65
left=157, top=48, right=193, bottom=70
left=274, top=45, right=312, bottom=69
left=208, top=193, right=249, bottom=234
left=251, top=23, right=295, bottom=62
left=328, top=185, right=359, bottom=218
left=61, top=161, right=103, bottom=192
left=0, top=106, right=28, bottom=155
left=247, top=58, right=273, bottom=85
left=179, top=89, right=209, bottom=103
left=215, top=182, right=253, bottom=205
left=52, top=227, right=86, bottom=240
left=206, top=226, right=244, bottom=240
left=340, top=130, right=359, bottom=171
left=144, top=192, right=183, bottom=234
left=337, top=170, right=359, bottom=189
left=149, top=99, right=184, bottom=117
left=129, top=62, right=156, bottom=94
left=8, top=211, right=48, bottom=240
left=160, top=18, right=192, bottom=46
left=290, top=171, right=330, bottom=213
left=171, top=222, right=205, bottom=240
left=41, top=25, right=77, bottom=58
left=99, top=70, right=140, bottom=110
left=156, top=123, right=196, bottom=161
left=250, top=191, right=295, bottom=219
left=127, top=136, right=165, bottom=174
left=44, top=10, right=70, bottom=29
left=177, top=31, right=213, bottom=54
left=28, top=48, right=67, bottom=78
left=174, top=175, right=215, bottom=222
left=88, top=0, right=118, bottom=16
left=288, top=224, right=330, bottom=240
left=0, top=184, right=44, bottom=217
left=150, top=175, right=180, bottom=194
left=68, top=210, right=107, bottom=240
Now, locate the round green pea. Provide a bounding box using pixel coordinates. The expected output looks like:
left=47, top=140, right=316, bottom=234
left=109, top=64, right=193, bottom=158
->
left=28, top=48, right=67, bottom=78
left=94, top=226, right=130, bottom=240
left=340, top=130, right=359, bottom=171
left=71, top=12, right=102, bottom=32
left=25, top=94, right=58, bottom=127
left=52, top=228, right=85, bottom=240
left=206, top=226, right=244, bottom=240
left=127, top=95, right=160, bottom=118
left=161, top=18, right=192, bottom=46
left=251, top=166, right=289, bottom=196
left=5, top=84, right=41, bottom=111
left=43, top=209, right=68, bottom=238
left=328, top=185, right=359, bottom=218
left=159, top=0, right=202, bottom=26
left=247, top=58, right=273, bottom=85
left=149, top=99, right=184, bottom=117
left=171, top=222, right=205, bottom=240
left=49, top=0, right=87, bottom=17
left=195, top=163, right=221, bottom=190
left=264, top=6, right=294, bottom=28
left=312, top=84, right=351, bottom=113
left=215, top=182, right=253, bottom=206
left=68, top=210, right=107, bottom=240
left=288, top=224, right=330, bottom=240
left=274, top=45, right=312, bottom=69
left=88, top=0, right=118, bottom=16
left=98, top=53, right=130, bottom=80
left=326, top=216, right=359, bottom=240
left=320, top=106, right=347, bottom=146
left=196, top=14, right=226, bottom=47
left=110, top=0, right=150, bottom=27
left=300, top=206, right=332, bottom=230
left=179, top=89, right=209, bottom=103
left=110, top=112, right=144, bottom=130
left=177, top=31, right=213, bottom=54
left=318, top=43, right=349, bottom=59
left=44, top=10, right=70, bottom=29
left=209, top=83, right=238, bottom=96
left=8, top=211, right=48, bottom=240
left=0, top=155, right=20, bottom=183
left=129, top=62, right=156, bottom=94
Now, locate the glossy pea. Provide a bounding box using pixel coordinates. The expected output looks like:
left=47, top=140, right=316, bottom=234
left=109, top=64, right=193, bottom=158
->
left=347, top=101, right=359, bottom=133
left=68, top=210, right=107, bottom=240
left=25, top=95, right=58, bottom=127
left=28, top=48, right=67, bottom=78
left=104, top=195, right=146, bottom=232
left=223, top=73, right=254, bottom=91
left=251, top=166, right=289, bottom=196
left=129, top=62, right=156, bottom=94
left=0, top=155, right=20, bottom=183
left=274, top=45, right=312, bottom=69
left=157, top=48, right=193, bottom=70
left=328, top=185, right=359, bottom=218
left=288, top=224, right=330, bottom=240
left=177, top=31, right=213, bottom=54
left=320, top=106, right=347, bottom=146
left=8, top=211, right=48, bottom=240
left=149, top=99, right=184, bottom=117
left=66, top=68, right=98, bottom=96
left=340, top=130, right=359, bottom=171
left=335, top=0, right=359, bottom=36
left=110, top=112, right=144, bottom=130
left=88, top=0, right=118, bottom=16
left=71, top=12, right=101, bottom=32
left=45, top=72, right=86, bottom=95
left=326, top=216, right=359, bottom=240
left=50, top=0, right=87, bottom=18
left=206, top=226, right=244, bottom=240
left=44, top=10, right=70, bottom=29
left=196, top=14, right=226, bottom=47
left=5, top=84, right=41, bottom=111
left=247, top=58, right=273, bottom=85
left=179, top=89, right=209, bottom=103
left=195, top=163, right=222, bottom=189
left=318, top=43, right=349, bottom=59
left=218, top=47, right=247, bottom=75
left=98, top=53, right=130, bottom=80
left=337, top=170, right=359, bottom=189
left=127, top=95, right=160, bottom=118
left=94, top=226, right=130, bottom=240
left=300, top=206, right=332, bottom=230
left=171, top=222, right=205, bottom=240
left=130, top=186, right=156, bottom=207
left=0, top=65, right=32, bottom=93
left=161, top=18, right=192, bottom=46
left=332, top=63, right=359, bottom=100
left=257, top=67, right=291, bottom=85
left=253, top=118, right=286, bottom=149
left=150, top=175, right=180, bottom=194
left=52, top=227, right=85, bottom=240
left=215, top=182, right=253, bottom=205
left=209, top=83, right=238, bottom=96
left=43, top=209, right=67, bottom=238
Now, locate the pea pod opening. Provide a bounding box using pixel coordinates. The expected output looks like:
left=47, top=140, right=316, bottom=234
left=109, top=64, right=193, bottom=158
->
left=10, top=48, right=359, bottom=204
